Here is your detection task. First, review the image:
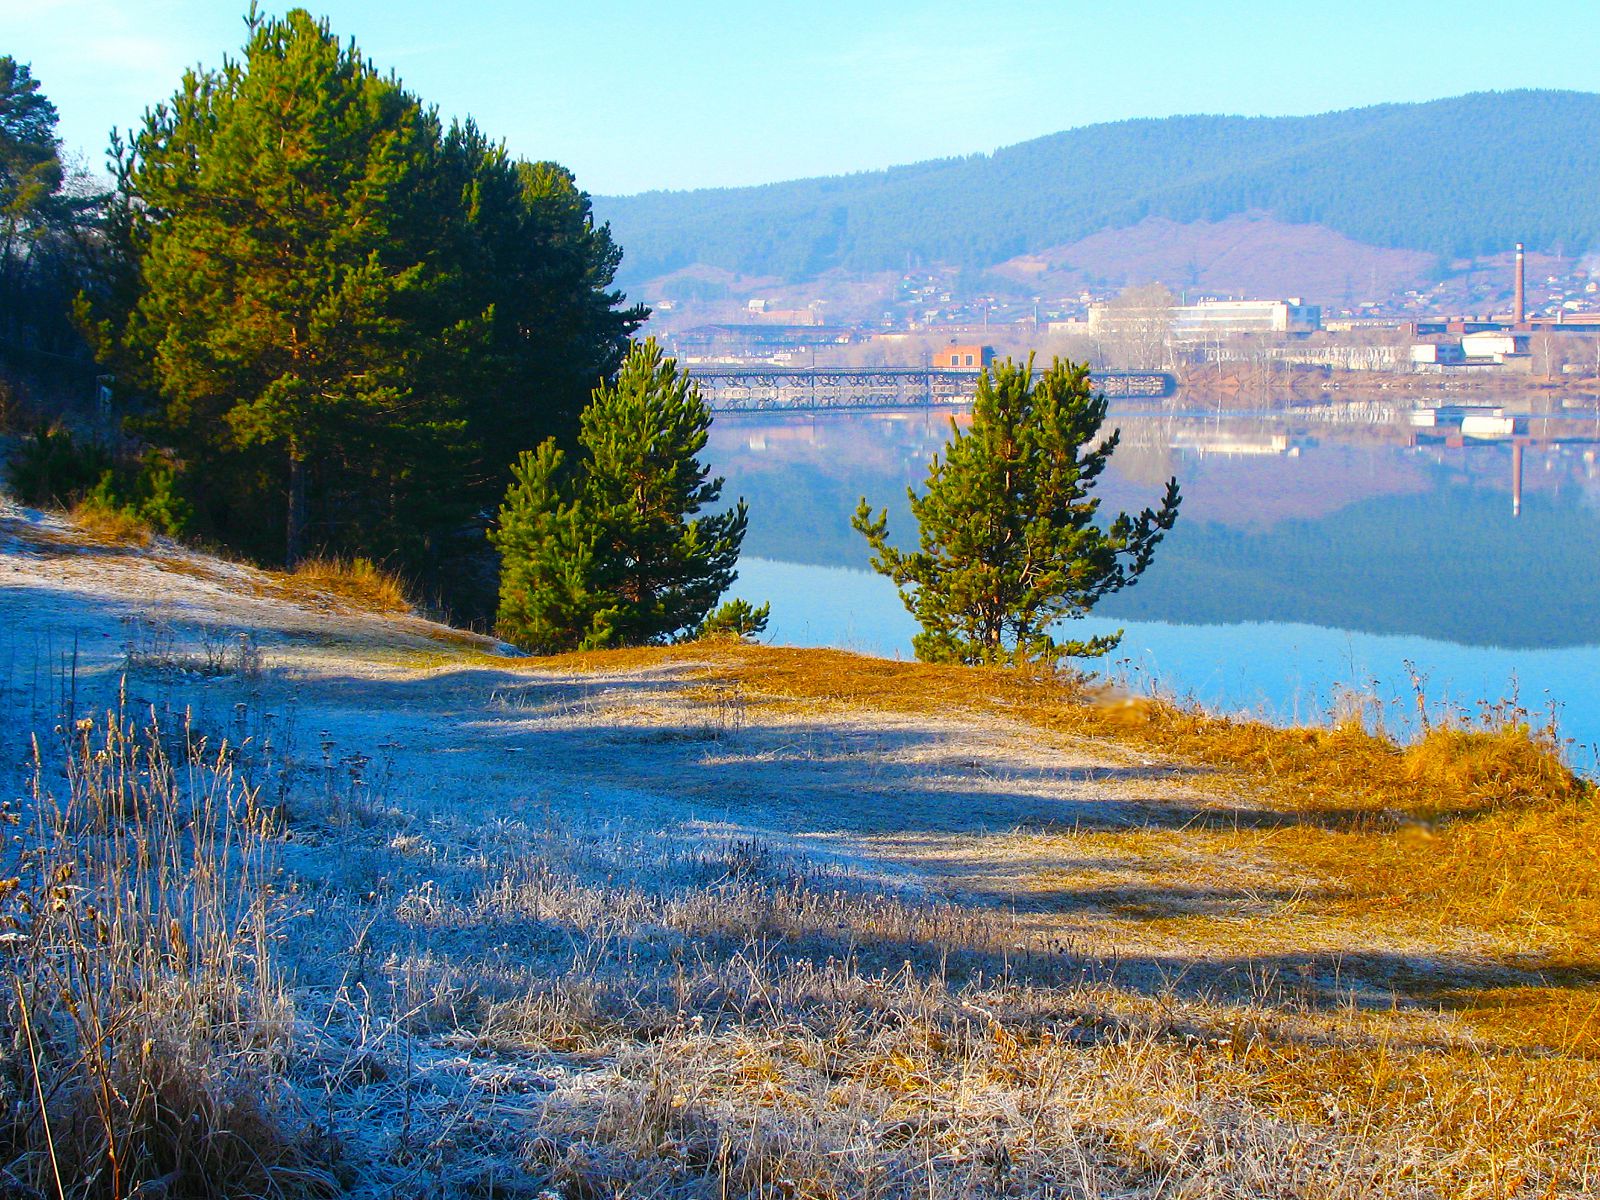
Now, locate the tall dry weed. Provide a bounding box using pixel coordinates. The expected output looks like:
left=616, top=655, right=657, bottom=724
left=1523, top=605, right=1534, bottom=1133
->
left=0, top=697, right=332, bottom=1198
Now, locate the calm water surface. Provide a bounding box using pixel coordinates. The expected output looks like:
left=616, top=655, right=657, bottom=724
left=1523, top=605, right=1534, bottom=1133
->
left=705, top=403, right=1600, bottom=759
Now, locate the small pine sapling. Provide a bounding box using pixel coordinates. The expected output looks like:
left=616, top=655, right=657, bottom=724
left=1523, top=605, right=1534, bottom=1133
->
left=854, top=355, right=1180, bottom=668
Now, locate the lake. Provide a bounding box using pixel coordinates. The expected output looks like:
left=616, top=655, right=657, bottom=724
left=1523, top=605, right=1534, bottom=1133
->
left=705, top=401, right=1600, bottom=762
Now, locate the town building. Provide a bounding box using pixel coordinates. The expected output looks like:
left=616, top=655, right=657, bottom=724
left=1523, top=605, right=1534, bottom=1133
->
left=1408, top=342, right=1466, bottom=365
left=931, top=343, right=995, bottom=369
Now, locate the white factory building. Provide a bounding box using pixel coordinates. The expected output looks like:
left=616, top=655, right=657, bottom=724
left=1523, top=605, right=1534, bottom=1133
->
left=1087, top=298, right=1322, bottom=340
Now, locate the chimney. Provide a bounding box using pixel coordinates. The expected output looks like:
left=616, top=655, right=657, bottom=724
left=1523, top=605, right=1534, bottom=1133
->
left=1514, top=242, right=1526, bottom=326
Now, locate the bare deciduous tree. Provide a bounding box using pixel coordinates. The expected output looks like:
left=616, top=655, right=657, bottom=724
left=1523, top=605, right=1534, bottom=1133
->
left=1093, top=283, right=1176, bottom=370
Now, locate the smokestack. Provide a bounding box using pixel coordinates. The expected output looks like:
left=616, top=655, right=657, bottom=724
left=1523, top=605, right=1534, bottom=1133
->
left=1514, top=242, right=1526, bottom=326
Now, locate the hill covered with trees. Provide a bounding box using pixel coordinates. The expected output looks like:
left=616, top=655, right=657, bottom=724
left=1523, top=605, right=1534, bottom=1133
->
left=596, top=90, right=1600, bottom=285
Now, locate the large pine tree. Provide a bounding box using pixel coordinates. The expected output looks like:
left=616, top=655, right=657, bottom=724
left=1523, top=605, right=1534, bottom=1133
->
left=101, top=9, right=465, bottom=565
left=84, top=9, right=644, bottom=583
left=853, top=356, right=1181, bottom=667
left=491, top=339, right=748, bottom=651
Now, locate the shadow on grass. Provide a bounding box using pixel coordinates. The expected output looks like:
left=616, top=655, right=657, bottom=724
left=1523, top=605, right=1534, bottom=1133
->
left=9, top=585, right=1593, bottom=1052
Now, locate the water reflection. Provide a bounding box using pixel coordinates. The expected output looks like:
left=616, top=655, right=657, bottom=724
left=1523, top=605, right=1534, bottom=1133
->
left=709, top=405, right=1600, bottom=649
left=706, top=403, right=1600, bottom=750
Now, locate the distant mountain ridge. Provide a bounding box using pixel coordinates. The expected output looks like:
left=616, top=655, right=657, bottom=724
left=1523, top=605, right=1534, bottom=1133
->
left=595, top=91, right=1600, bottom=287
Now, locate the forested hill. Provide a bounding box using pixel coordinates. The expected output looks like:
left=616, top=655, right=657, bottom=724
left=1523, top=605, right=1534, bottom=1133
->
left=595, top=91, right=1600, bottom=284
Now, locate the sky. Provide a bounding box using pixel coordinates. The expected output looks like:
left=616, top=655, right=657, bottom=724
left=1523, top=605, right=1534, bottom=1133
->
left=7, top=0, right=1600, bottom=197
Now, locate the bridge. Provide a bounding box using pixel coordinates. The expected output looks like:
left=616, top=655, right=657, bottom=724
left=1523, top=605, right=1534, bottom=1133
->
left=685, top=366, right=1175, bottom=412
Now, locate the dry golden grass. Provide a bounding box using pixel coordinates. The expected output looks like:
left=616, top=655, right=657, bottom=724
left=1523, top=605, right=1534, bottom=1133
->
left=67, top=496, right=154, bottom=546
left=378, top=812, right=1600, bottom=1198
left=540, top=641, right=1590, bottom=814
left=286, top=554, right=413, bottom=613
left=533, top=643, right=1600, bottom=1043
left=9, top=575, right=1600, bottom=1196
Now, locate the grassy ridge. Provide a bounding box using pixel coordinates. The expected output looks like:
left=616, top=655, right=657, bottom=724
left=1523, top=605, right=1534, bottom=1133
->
left=6, top=518, right=1600, bottom=1196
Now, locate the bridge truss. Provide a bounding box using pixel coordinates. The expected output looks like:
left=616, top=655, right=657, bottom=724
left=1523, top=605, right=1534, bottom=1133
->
left=686, top=366, right=1175, bottom=412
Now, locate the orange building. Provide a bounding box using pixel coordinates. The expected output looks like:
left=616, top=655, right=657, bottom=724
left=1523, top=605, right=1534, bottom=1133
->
left=931, top=343, right=994, bottom=369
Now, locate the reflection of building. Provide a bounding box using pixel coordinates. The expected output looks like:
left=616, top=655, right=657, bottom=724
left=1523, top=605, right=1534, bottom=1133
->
left=1513, top=441, right=1523, bottom=517
left=1408, top=405, right=1524, bottom=437
left=1088, top=298, right=1321, bottom=339
left=1169, top=431, right=1298, bottom=457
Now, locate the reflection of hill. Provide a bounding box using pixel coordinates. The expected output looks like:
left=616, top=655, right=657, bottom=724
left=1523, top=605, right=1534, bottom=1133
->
left=735, top=474, right=1600, bottom=648
left=731, top=461, right=897, bottom=574
left=719, top=424, right=1431, bottom=570
left=1098, top=487, right=1600, bottom=648
left=712, top=413, right=1600, bottom=650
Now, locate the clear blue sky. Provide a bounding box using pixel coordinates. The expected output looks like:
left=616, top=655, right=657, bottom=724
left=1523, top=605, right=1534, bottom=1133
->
left=8, top=0, right=1599, bottom=196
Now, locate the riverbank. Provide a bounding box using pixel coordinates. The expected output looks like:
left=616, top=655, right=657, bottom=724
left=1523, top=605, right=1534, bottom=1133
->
left=3, top=497, right=1597, bottom=1197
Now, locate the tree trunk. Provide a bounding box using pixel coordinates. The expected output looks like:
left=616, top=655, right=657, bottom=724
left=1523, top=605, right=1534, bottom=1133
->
left=286, top=447, right=307, bottom=568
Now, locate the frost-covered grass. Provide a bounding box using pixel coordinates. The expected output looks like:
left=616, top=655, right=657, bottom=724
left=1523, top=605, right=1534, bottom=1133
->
left=1, top=698, right=329, bottom=1198
left=3, top=511, right=1600, bottom=1197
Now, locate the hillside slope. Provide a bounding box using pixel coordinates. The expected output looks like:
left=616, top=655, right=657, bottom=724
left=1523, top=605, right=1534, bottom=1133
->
left=598, top=90, right=1600, bottom=286
left=4, top=498, right=1599, bottom=1196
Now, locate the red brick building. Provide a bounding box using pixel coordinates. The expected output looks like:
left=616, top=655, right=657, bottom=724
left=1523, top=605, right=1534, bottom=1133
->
left=931, top=343, right=994, bottom=369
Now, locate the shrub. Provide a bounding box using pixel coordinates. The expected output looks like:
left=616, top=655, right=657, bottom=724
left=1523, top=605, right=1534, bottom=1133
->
left=126, top=457, right=194, bottom=537
left=698, top=597, right=771, bottom=641
left=7, top=431, right=193, bottom=540
left=6, top=425, right=113, bottom=506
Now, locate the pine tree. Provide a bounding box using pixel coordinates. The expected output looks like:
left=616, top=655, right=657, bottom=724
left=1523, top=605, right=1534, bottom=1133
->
left=700, top=597, right=771, bottom=641
left=0, top=56, right=64, bottom=281
left=492, top=339, right=749, bottom=650
left=489, top=441, right=617, bottom=654
left=98, top=8, right=470, bottom=566
left=0, top=56, right=105, bottom=382
left=425, top=131, right=646, bottom=523
left=81, top=13, right=645, bottom=591
left=853, top=356, right=1181, bottom=667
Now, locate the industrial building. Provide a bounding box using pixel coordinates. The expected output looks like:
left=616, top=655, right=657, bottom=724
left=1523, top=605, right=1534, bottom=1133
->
left=1459, top=331, right=1532, bottom=361
left=1408, top=343, right=1466, bottom=365
left=1087, top=298, right=1322, bottom=340
left=1413, top=243, right=1600, bottom=336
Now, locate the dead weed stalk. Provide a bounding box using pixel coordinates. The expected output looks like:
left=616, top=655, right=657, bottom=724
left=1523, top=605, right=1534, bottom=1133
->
left=0, top=698, right=333, bottom=1198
